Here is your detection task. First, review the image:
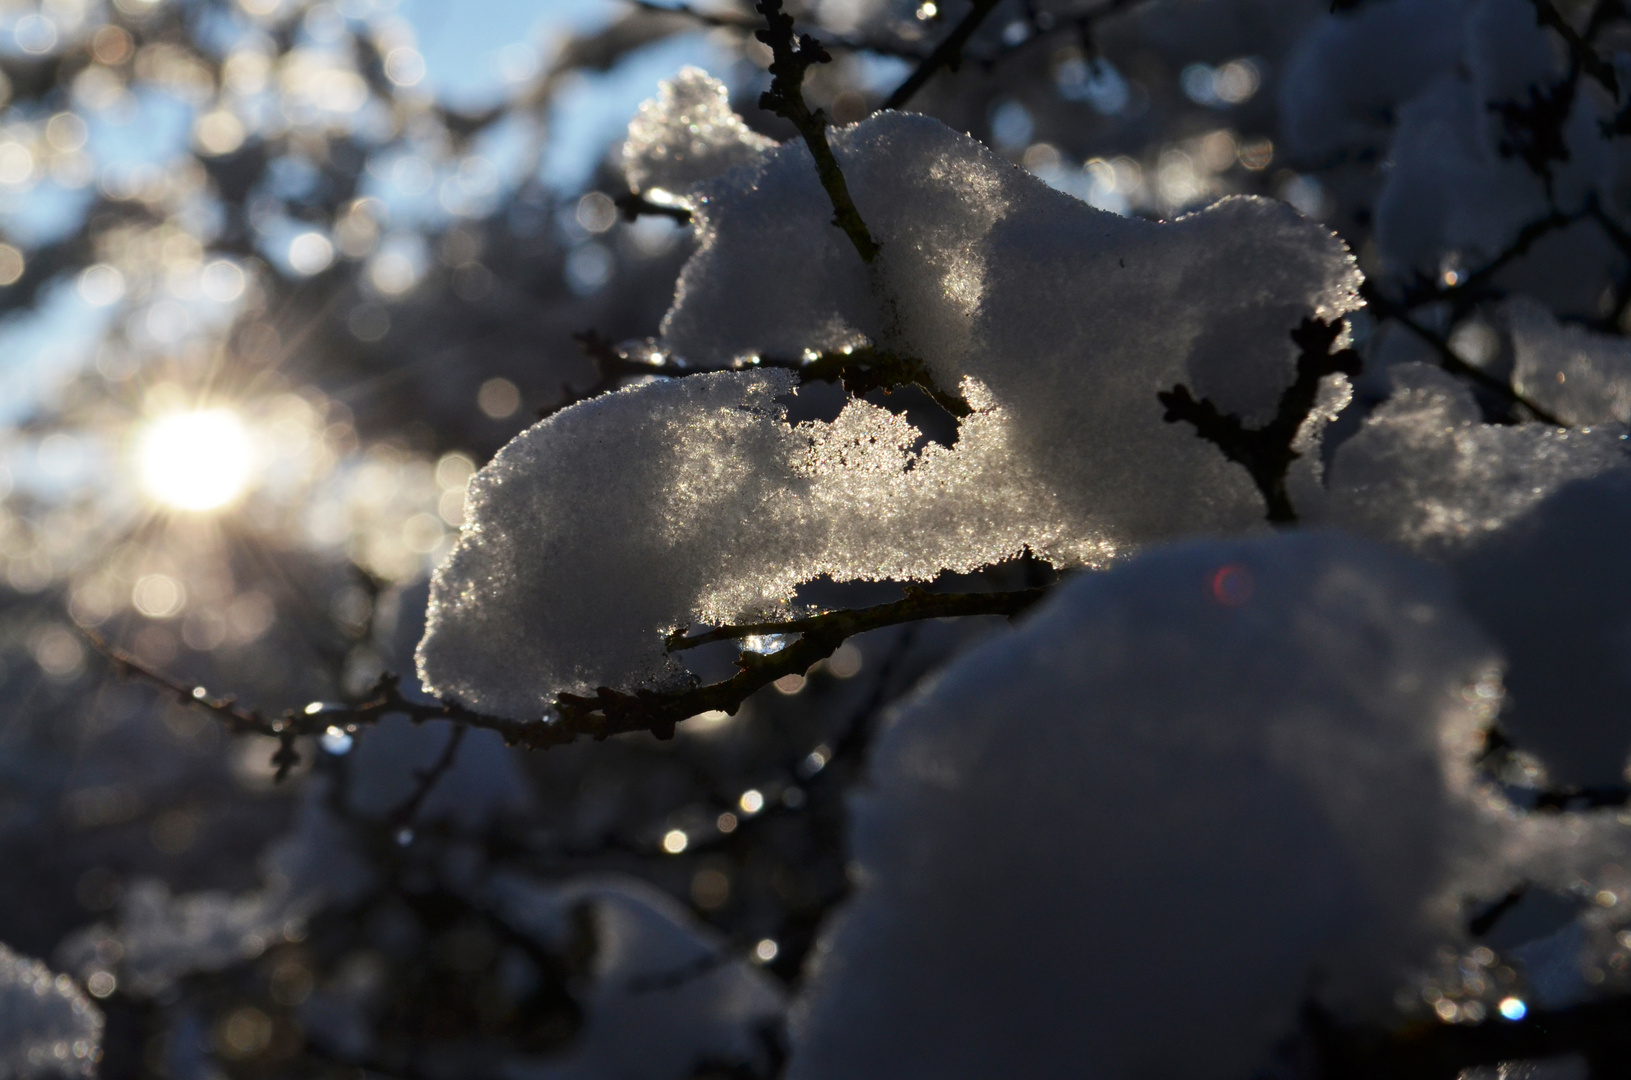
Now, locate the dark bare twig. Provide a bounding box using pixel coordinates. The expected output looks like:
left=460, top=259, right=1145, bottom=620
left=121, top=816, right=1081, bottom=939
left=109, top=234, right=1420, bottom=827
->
left=624, top=0, right=931, bottom=61
left=553, top=332, right=971, bottom=420
left=1360, top=282, right=1568, bottom=426
left=1526, top=0, right=1620, bottom=96
left=1159, top=317, right=1361, bottom=523
left=385, top=724, right=468, bottom=829
left=559, top=584, right=1050, bottom=738
left=1466, top=883, right=1528, bottom=937
left=882, top=0, right=1001, bottom=109
left=83, top=584, right=1052, bottom=753
left=625, top=0, right=762, bottom=30
left=667, top=584, right=1044, bottom=651
left=755, top=0, right=881, bottom=263
left=614, top=191, right=693, bottom=224
left=1531, top=783, right=1631, bottom=810
left=798, top=344, right=973, bottom=416
left=1400, top=207, right=1589, bottom=312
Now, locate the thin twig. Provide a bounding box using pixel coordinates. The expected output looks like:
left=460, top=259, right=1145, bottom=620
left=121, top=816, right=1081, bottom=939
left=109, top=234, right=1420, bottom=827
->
left=625, top=0, right=931, bottom=61
left=83, top=583, right=1054, bottom=754
left=551, top=333, right=970, bottom=420
left=1159, top=317, right=1361, bottom=523
left=667, top=584, right=1047, bottom=650
left=559, top=584, right=1051, bottom=738
left=883, top=0, right=1001, bottom=110
left=1401, top=207, right=1589, bottom=312
left=386, top=724, right=467, bottom=829
left=1526, top=0, right=1620, bottom=96
left=756, top=0, right=881, bottom=263
left=614, top=191, right=693, bottom=224
left=1360, top=282, right=1567, bottom=426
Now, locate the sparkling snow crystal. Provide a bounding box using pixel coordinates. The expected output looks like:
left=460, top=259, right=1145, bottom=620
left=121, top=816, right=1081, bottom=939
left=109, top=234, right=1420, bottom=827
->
left=789, top=531, right=1505, bottom=1080
left=0, top=943, right=101, bottom=1080
left=418, top=84, right=1362, bottom=716
left=622, top=68, right=774, bottom=203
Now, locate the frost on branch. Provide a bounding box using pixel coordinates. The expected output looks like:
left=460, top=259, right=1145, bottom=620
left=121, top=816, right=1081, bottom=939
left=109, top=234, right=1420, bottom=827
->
left=789, top=531, right=1504, bottom=1080
left=622, top=67, right=774, bottom=205
left=418, top=95, right=1363, bottom=717
left=0, top=943, right=102, bottom=1079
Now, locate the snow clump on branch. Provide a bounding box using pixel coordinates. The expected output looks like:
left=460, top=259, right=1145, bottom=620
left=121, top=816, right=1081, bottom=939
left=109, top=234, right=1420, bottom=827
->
left=417, top=75, right=1362, bottom=717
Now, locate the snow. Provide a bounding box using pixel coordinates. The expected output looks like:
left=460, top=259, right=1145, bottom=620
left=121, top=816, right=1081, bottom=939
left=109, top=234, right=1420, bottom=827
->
left=1460, top=1060, right=1588, bottom=1080
left=1453, top=471, right=1631, bottom=788
left=490, top=874, right=785, bottom=1080
left=1361, top=0, right=1623, bottom=311
left=622, top=68, right=774, bottom=203
left=1278, top=0, right=1629, bottom=314
left=416, top=368, right=1061, bottom=715
left=0, top=943, right=101, bottom=1080
left=1507, top=298, right=1631, bottom=427
left=57, top=786, right=372, bottom=997
left=788, top=530, right=1505, bottom=1080
left=1318, top=364, right=1631, bottom=554
left=1278, top=0, right=1468, bottom=163
left=419, top=92, right=1364, bottom=717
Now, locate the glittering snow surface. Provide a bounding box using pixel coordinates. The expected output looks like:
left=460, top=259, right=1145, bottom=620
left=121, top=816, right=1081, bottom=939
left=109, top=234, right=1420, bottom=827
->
left=622, top=68, right=773, bottom=203
left=0, top=943, right=102, bottom=1079
left=418, top=97, right=1361, bottom=717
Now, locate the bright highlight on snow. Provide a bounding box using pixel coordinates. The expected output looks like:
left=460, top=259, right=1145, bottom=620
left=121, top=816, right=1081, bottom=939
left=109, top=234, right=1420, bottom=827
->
left=135, top=408, right=255, bottom=512
left=417, top=97, right=1362, bottom=717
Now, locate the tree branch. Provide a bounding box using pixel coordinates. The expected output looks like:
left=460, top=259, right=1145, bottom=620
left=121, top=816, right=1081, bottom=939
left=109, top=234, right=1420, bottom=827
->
left=555, top=332, right=971, bottom=420
left=666, top=584, right=1047, bottom=651
left=1360, top=282, right=1568, bottom=426
left=756, top=0, right=881, bottom=264
left=1159, top=317, right=1361, bottom=523
left=883, top=0, right=1001, bottom=110
left=614, top=190, right=693, bottom=225
left=385, top=724, right=467, bottom=830
left=83, top=584, right=1052, bottom=755
left=1527, top=0, right=1621, bottom=97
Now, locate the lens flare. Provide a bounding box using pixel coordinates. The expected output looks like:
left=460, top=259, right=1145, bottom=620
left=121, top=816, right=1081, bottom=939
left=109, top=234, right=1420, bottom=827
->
left=136, top=409, right=255, bottom=512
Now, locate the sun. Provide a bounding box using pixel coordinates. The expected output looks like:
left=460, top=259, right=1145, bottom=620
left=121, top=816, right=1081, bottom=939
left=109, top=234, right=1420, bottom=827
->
left=135, top=408, right=256, bottom=512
